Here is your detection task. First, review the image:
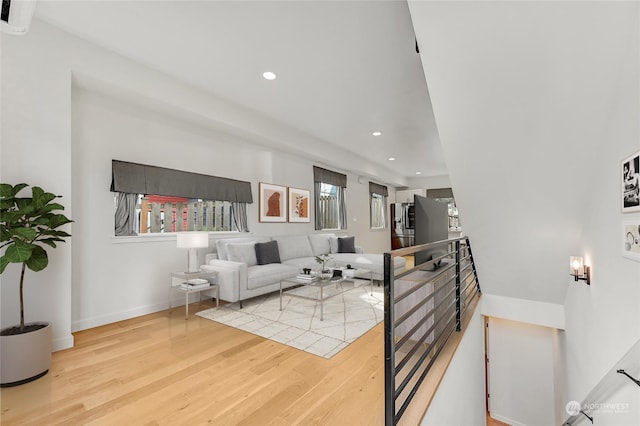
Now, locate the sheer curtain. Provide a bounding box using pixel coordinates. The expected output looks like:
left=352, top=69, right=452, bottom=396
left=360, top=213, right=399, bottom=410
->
left=336, top=185, right=347, bottom=230
left=232, top=202, right=249, bottom=232
left=114, top=192, right=138, bottom=236
left=314, top=181, right=323, bottom=230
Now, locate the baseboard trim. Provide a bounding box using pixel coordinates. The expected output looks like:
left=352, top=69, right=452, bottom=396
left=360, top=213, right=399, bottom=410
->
left=72, top=301, right=167, bottom=332
left=53, top=334, right=74, bottom=352
left=491, top=413, right=526, bottom=426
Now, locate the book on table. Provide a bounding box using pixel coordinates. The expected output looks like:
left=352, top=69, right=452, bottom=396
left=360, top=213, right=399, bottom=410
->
left=295, top=274, right=318, bottom=282
left=180, top=279, right=211, bottom=290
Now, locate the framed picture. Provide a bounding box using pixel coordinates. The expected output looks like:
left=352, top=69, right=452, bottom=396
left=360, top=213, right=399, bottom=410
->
left=288, top=187, right=310, bottom=223
left=621, top=150, right=640, bottom=213
left=259, top=182, right=287, bottom=222
left=622, top=220, right=640, bottom=262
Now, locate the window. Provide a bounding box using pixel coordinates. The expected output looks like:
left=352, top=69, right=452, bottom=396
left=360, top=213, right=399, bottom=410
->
left=370, top=193, right=386, bottom=229
left=369, top=182, right=388, bottom=230
left=313, top=166, right=347, bottom=230
left=111, top=160, right=252, bottom=236
left=136, top=195, right=234, bottom=233
left=318, top=183, right=343, bottom=230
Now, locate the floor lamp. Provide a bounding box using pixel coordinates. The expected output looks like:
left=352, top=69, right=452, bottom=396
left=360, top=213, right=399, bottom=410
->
left=177, top=232, right=209, bottom=273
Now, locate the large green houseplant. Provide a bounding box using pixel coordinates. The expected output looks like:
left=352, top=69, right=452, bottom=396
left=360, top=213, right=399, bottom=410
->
left=0, top=183, right=72, bottom=386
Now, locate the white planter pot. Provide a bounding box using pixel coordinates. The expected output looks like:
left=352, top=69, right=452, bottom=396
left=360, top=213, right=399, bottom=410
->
left=0, top=322, right=52, bottom=387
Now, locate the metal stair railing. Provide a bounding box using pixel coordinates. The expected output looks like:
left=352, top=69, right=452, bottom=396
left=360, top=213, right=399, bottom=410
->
left=384, top=237, right=481, bottom=425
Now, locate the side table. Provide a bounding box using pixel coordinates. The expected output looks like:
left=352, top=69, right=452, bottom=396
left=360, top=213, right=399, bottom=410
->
left=169, top=270, right=219, bottom=319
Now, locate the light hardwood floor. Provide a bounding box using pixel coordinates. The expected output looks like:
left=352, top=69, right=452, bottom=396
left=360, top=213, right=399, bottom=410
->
left=1, top=300, right=385, bottom=425
left=486, top=415, right=510, bottom=426
left=2, top=290, right=484, bottom=426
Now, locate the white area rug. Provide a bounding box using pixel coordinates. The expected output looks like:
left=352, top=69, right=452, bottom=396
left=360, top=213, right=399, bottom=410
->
left=196, top=284, right=384, bottom=359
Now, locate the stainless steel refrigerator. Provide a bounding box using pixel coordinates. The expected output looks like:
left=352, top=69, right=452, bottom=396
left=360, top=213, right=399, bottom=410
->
left=390, top=203, right=415, bottom=249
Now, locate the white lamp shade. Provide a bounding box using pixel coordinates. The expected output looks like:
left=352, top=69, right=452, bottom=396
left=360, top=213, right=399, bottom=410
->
left=176, top=232, right=209, bottom=249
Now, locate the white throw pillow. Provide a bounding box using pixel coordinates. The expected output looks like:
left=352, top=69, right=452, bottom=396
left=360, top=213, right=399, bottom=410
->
left=329, top=236, right=339, bottom=253
left=308, top=233, right=334, bottom=256
left=226, top=242, right=257, bottom=266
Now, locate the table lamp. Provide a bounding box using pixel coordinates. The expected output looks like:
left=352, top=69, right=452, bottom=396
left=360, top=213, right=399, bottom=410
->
left=177, top=232, right=209, bottom=273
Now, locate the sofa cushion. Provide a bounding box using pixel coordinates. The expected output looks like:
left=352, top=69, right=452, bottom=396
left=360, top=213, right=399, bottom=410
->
left=338, top=236, right=356, bottom=253
left=282, top=257, right=318, bottom=271
left=247, top=263, right=298, bottom=290
left=275, top=235, right=313, bottom=262
left=255, top=240, right=281, bottom=265
left=332, top=253, right=406, bottom=277
left=308, top=233, right=334, bottom=256
left=215, top=237, right=269, bottom=260
left=226, top=242, right=257, bottom=266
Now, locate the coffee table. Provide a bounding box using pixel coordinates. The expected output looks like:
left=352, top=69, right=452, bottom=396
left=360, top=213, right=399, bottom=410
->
left=279, top=268, right=372, bottom=321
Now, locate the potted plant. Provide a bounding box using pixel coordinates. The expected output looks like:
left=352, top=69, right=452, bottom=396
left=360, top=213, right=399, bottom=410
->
left=314, top=253, right=333, bottom=275
left=0, top=183, right=72, bottom=387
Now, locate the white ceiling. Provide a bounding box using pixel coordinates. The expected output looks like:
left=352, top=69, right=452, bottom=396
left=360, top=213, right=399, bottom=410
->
left=34, top=0, right=446, bottom=186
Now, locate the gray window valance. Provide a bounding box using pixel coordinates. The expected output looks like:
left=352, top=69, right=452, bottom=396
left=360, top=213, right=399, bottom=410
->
left=369, top=182, right=388, bottom=196
left=110, top=160, right=253, bottom=203
left=426, top=188, right=454, bottom=199
left=313, top=166, right=347, bottom=188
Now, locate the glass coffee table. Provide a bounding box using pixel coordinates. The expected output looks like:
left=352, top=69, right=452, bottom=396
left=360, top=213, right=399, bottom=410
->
left=279, top=268, right=372, bottom=321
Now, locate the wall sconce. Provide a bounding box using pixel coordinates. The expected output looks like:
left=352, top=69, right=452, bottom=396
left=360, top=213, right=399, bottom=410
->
left=570, top=256, right=591, bottom=285
left=177, top=232, right=209, bottom=273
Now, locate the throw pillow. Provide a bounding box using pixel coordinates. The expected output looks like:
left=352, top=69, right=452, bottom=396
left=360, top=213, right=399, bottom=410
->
left=329, top=236, right=339, bottom=253
left=255, top=240, right=281, bottom=265
left=338, top=236, right=356, bottom=253
left=226, top=242, right=257, bottom=266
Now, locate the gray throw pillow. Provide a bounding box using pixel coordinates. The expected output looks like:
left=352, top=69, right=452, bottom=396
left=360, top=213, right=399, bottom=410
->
left=338, top=236, right=356, bottom=253
left=255, top=240, right=281, bottom=265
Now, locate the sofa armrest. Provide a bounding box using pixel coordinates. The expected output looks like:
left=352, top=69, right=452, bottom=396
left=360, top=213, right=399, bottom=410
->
left=200, top=259, right=247, bottom=303
left=205, top=253, right=218, bottom=263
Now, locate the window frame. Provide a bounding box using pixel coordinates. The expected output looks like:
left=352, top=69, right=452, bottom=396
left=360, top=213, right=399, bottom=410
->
left=313, top=166, right=348, bottom=231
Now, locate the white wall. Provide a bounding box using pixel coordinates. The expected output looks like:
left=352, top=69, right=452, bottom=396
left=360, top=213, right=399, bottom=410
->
left=2, top=19, right=395, bottom=346
left=562, top=0, right=640, bottom=413
left=1, top=19, right=74, bottom=351
left=420, top=306, right=486, bottom=426
left=487, top=317, right=560, bottom=426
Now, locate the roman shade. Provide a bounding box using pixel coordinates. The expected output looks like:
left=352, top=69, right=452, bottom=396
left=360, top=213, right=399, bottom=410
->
left=426, top=188, right=454, bottom=199
left=110, top=160, right=253, bottom=203
left=369, top=182, right=388, bottom=196
left=313, top=166, right=347, bottom=188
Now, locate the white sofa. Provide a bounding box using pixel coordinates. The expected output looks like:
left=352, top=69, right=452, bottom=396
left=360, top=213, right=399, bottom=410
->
left=200, top=233, right=406, bottom=306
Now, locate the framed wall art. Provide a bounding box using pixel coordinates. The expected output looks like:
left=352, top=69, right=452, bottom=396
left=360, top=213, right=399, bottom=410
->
left=622, top=220, right=640, bottom=262
left=288, top=187, right=310, bottom=223
left=259, top=182, right=287, bottom=222
left=621, top=150, right=640, bottom=213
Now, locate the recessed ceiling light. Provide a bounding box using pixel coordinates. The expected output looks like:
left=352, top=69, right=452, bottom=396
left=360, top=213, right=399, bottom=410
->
left=388, top=157, right=395, bottom=161
left=262, top=71, right=277, bottom=80
left=415, top=171, right=422, bottom=175
left=372, top=131, right=382, bottom=136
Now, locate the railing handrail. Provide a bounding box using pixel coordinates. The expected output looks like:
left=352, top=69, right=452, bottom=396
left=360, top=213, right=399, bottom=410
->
left=388, top=236, right=469, bottom=259
left=384, top=236, right=481, bottom=425
left=562, top=338, right=640, bottom=425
